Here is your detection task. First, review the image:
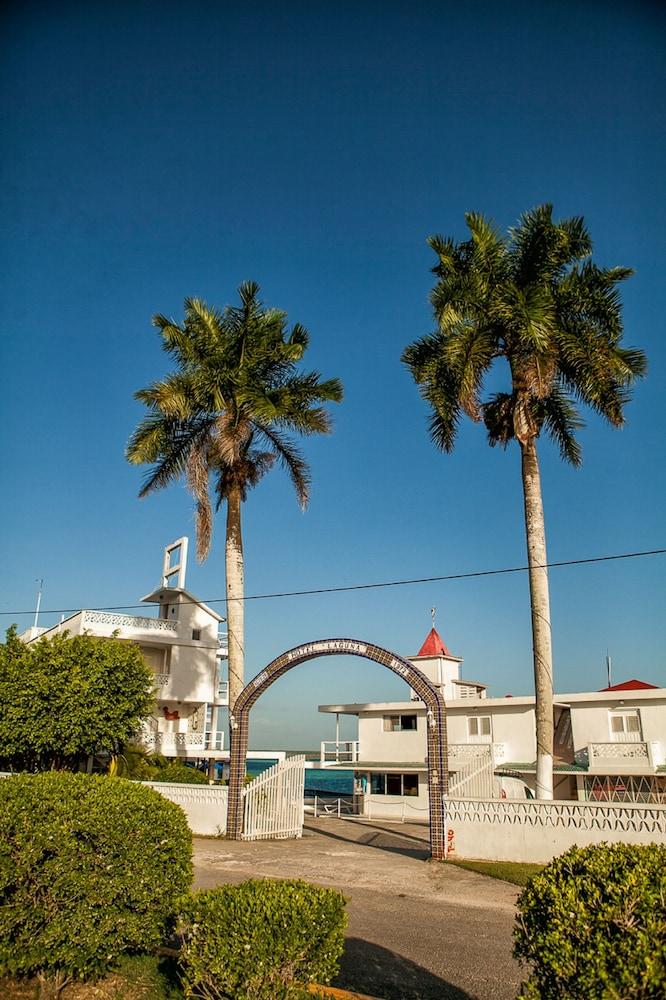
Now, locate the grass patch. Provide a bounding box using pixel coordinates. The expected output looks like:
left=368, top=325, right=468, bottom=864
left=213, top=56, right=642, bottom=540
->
left=446, top=858, right=544, bottom=886
left=1, top=955, right=184, bottom=999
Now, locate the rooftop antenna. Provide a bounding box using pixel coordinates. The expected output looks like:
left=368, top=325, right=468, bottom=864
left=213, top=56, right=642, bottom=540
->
left=431, top=607, right=436, bottom=628
left=33, top=579, right=43, bottom=629
left=606, top=650, right=612, bottom=689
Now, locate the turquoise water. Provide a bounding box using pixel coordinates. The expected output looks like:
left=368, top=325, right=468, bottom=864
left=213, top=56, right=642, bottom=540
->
left=245, top=758, right=353, bottom=796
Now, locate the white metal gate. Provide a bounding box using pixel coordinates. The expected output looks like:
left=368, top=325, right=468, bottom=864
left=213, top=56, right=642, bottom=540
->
left=242, top=754, right=306, bottom=840
left=449, top=749, right=494, bottom=798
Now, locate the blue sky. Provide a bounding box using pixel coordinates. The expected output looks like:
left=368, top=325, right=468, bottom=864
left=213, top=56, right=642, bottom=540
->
left=2, top=1, right=664, bottom=748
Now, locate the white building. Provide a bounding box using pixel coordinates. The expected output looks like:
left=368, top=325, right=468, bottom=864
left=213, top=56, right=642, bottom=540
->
left=21, top=538, right=230, bottom=761
left=319, top=627, right=666, bottom=817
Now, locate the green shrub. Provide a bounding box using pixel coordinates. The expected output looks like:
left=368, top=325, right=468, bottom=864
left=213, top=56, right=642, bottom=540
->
left=0, top=772, right=193, bottom=998
left=155, top=762, right=209, bottom=784
left=513, top=842, right=666, bottom=999
left=178, top=879, right=347, bottom=999
left=0, top=628, right=154, bottom=772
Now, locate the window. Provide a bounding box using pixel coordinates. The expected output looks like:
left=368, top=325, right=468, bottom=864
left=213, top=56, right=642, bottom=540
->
left=370, top=773, right=420, bottom=796
left=139, top=645, right=169, bottom=674
left=609, top=710, right=641, bottom=741
left=402, top=773, right=419, bottom=797
left=383, top=714, right=418, bottom=732
left=191, top=629, right=201, bottom=641
left=467, top=715, right=491, bottom=738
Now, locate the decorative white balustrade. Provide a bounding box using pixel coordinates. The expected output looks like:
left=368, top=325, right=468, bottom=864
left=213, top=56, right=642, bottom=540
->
left=448, top=743, right=503, bottom=760
left=142, top=731, right=206, bottom=749
left=320, top=740, right=360, bottom=765
left=588, top=741, right=652, bottom=770
left=83, top=610, right=178, bottom=632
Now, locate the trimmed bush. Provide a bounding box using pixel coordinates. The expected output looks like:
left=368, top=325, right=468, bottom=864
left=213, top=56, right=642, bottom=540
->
left=178, top=879, right=347, bottom=999
left=0, top=772, right=193, bottom=998
left=156, top=762, right=210, bottom=784
left=513, top=842, right=666, bottom=999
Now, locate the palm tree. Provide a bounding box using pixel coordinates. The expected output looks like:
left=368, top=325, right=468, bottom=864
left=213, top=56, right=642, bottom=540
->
left=403, top=205, right=646, bottom=799
left=127, top=282, right=343, bottom=710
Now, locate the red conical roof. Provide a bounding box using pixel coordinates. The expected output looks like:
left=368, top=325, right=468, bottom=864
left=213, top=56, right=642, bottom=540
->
left=415, top=627, right=452, bottom=658
left=599, top=679, right=659, bottom=692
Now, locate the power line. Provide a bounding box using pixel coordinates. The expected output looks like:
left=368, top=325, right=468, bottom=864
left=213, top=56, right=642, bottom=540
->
left=2, top=547, right=664, bottom=619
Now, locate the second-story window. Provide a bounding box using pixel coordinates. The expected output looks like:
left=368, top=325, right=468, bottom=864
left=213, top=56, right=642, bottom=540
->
left=383, top=714, right=418, bottom=732
left=467, top=715, right=492, bottom=739
left=192, top=629, right=201, bottom=641
left=609, top=710, right=642, bottom=742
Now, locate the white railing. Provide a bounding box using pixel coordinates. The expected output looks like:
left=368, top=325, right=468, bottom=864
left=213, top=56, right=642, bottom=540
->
left=217, top=680, right=229, bottom=702
left=242, top=755, right=306, bottom=840
left=320, top=740, right=360, bottom=765
left=366, top=796, right=429, bottom=822
left=310, top=795, right=358, bottom=818
left=445, top=797, right=666, bottom=834
left=217, top=634, right=229, bottom=656
left=449, top=750, right=494, bottom=798
left=449, top=743, right=494, bottom=760
left=589, top=741, right=652, bottom=768
left=83, top=610, right=178, bottom=633
left=141, top=731, right=206, bottom=750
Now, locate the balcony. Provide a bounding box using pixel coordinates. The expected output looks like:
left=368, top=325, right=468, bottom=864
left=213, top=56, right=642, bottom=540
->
left=141, top=730, right=207, bottom=752
left=449, top=743, right=504, bottom=765
left=588, top=741, right=654, bottom=773
left=82, top=610, right=178, bottom=633
left=217, top=680, right=229, bottom=704
left=320, top=740, right=360, bottom=766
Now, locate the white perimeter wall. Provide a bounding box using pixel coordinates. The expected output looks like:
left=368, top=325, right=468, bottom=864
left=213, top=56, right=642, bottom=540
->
left=144, top=781, right=228, bottom=836
left=445, top=798, right=666, bottom=863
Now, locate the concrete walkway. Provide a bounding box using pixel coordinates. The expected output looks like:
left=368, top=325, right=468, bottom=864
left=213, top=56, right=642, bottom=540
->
left=193, top=817, right=523, bottom=1000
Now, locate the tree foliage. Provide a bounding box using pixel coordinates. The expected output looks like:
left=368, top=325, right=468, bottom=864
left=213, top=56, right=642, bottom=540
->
left=127, top=282, right=343, bottom=711
left=0, top=772, right=192, bottom=998
left=126, top=282, right=343, bottom=562
left=514, top=842, right=666, bottom=998
left=403, top=205, right=646, bottom=797
left=0, top=628, right=155, bottom=771
left=403, top=204, right=646, bottom=462
left=178, top=879, right=347, bottom=999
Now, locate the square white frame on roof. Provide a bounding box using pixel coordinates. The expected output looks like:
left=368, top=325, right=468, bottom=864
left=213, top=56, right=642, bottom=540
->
left=162, top=537, right=189, bottom=590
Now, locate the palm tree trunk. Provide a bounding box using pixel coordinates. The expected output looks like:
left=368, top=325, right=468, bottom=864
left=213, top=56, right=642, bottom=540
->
left=520, top=438, right=554, bottom=800
left=225, top=487, right=245, bottom=712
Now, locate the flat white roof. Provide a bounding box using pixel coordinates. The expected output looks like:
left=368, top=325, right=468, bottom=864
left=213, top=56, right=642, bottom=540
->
left=318, top=687, right=666, bottom=715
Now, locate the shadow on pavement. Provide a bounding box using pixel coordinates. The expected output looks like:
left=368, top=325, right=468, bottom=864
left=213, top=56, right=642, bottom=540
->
left=306, top=819, right=431, bottom=861
left=336, top=937, right=475, bottom=1000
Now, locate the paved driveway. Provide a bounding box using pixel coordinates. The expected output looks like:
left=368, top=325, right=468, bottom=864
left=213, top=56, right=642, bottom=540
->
left=193, top=817, right=523, bottom=1000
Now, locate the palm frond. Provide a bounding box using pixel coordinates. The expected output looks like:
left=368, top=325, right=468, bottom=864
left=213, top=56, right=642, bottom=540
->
left=426, top=407, right=460, bottom=453
left=536, top=387, right=584, bottom=466
left=481, top=392, right=515, bottom=448
left=253, top=422, right=311, bottom=509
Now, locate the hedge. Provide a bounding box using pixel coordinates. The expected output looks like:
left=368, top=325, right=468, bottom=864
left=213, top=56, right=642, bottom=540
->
left=0, top=772, right=193, bottom=998
left=156, top=762, right=210, bottom=784
left=178, top=879, right=347, bottom=999
left=513, top=842, right=666, bottom=999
